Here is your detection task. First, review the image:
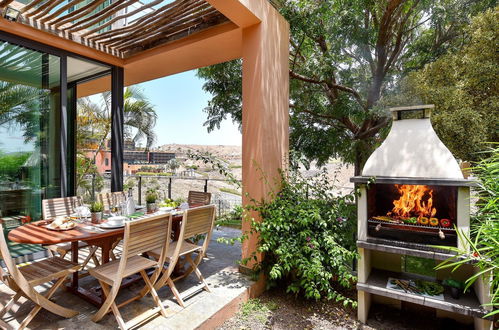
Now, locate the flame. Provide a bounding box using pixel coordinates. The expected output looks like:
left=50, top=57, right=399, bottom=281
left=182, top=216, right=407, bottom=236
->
left=391, top=185, right=437, bottom=218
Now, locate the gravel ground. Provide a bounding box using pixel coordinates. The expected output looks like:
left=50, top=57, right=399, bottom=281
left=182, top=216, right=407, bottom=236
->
left=217, top=287, right=475, bottom=330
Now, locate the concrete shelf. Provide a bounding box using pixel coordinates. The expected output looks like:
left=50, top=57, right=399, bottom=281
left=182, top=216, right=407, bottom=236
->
left=357, top=239, right=475, bottom=263
left=357, top=269, right=490, bottom=319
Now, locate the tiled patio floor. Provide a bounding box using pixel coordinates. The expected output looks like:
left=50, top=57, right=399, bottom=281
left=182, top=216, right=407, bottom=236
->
left=0, top=227, right=252, bottom=329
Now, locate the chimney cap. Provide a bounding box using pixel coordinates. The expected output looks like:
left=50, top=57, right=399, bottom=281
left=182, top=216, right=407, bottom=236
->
left=390, top=104, right=434, bottom=121
left=389, top=104, right=434, bottom=112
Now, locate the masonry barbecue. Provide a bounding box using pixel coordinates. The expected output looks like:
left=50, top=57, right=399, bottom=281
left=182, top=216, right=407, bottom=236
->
left=351, top=105, right=493, bottom=330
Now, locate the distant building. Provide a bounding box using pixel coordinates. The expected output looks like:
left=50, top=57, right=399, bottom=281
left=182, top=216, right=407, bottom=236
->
left=124, top=150, right=148, bottom=164
left=149, top=152, right=175, bottom=164
left=84, top=149, right=176, bottom=175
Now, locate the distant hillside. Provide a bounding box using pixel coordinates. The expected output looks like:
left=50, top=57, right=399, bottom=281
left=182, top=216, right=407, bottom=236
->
left=156, top=144, right=241, bottom=161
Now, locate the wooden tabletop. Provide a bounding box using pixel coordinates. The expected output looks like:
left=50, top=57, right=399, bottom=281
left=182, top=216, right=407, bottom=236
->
left=8, top=212, right=183, bottom=245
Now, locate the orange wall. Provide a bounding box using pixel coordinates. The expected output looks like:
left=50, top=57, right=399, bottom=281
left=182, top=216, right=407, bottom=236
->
left=240, top=0, right=290, bottom=265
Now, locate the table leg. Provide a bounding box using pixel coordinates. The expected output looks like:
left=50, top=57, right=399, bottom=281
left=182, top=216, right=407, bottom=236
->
left=100, top=240, right=111, bottom=264
left=71, top=241, right=79, bottom=288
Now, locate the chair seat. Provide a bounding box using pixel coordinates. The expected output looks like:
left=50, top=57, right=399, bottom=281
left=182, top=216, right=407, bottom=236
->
left=44, top=241, right=89, bottom=255
left=89, top=255, right=158, bottom=285
left=19, top=257, right=81, bottom=286
left=148, top=240, right=202, bottom=260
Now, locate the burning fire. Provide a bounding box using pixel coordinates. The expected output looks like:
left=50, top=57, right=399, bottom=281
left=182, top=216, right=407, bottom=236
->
left=391, top=185, right=437, bottom=219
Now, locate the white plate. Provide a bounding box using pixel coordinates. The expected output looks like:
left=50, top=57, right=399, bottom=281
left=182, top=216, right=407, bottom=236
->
left=159, top=206, right=174, bottom=211
left=97, top=222, right=124, bottom=229
left=108, top=216, right=127, bottom=221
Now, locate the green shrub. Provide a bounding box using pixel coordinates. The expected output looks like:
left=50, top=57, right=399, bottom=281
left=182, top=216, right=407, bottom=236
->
left=244, top=169, right=357, bottom=306
left=436, top=143, right=498, bottom=317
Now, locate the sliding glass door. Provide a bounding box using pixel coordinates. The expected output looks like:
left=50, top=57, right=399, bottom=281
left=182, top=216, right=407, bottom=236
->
left=0, top=41, right=61, bottom=224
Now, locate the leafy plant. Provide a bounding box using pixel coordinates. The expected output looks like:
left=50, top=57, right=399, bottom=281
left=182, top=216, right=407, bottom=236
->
left=90, top=201, right=104, bottom=213
left=435, top=144, right=498, bottom=317
left=145, top=191, right=158, bottom=204
left=243, top=168, right=357, bottom=306
left=442, top=279, right=464, bottom=290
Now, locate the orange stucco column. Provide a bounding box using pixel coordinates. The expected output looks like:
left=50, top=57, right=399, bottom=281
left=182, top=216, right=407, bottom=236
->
left=241, top=2, right=289, bottom=267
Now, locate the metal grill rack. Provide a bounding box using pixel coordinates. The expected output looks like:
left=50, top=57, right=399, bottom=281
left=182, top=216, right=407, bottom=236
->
left=367, top=218, right=456, bottom=232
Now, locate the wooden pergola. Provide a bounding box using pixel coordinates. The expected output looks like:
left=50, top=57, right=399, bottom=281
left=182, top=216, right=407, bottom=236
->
left=0, top=0, right=289, bottom=277
left=1, top=0, right=230, bottom=58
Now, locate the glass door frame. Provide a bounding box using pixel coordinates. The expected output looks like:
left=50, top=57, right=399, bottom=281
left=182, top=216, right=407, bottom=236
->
left=0, top=31, right=124, bottom=198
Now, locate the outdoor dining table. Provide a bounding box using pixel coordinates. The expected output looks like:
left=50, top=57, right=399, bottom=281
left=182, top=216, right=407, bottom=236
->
left=7, top=208, right=188, bottom=306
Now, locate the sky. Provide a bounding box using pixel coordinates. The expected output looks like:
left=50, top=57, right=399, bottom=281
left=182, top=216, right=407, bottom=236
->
left=137, top=70, right=241, bottom=148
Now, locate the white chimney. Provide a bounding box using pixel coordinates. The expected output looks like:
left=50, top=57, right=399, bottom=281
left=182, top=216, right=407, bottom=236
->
left=361, top=105, right=463, bottom=179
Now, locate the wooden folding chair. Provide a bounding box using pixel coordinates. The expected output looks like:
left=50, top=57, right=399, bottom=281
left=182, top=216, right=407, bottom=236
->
left=0, top=223, right=81, bottom=329
left=187, top=191, right=212, bottom=206
left=97, top=191, right=126, bottom=211
left=42, top=196, right=100, bottom=268
left=89, top=213, right=172, bottom=330
left=148, top=205, right=216, bottom=307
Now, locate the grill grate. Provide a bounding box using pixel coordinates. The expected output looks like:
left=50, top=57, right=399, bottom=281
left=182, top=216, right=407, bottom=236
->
left=368, top=218, right=455, bottom=231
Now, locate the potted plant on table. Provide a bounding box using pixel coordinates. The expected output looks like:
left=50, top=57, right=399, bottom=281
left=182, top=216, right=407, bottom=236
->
left=146, top=191, right=158, bottom=213
left=90, top=201, right=104, bottom=224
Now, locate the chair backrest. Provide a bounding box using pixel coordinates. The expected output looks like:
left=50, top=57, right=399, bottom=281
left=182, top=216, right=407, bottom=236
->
left=42, top=196, right=83, bottom=220
left=181, top=204, right=216, bottom=240
left=155, top=205, right=216, bottom=289
left=187, top=191, right=211, bottom=206
left=97, top=191, right=126, bottom=211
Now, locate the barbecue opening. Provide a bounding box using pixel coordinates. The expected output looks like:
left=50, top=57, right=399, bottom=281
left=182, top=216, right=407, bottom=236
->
left=367, top=184, right=458, bottom=246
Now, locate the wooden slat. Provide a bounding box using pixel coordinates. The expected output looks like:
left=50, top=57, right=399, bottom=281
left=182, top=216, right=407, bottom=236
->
left=88, top=0, right=193, bottom=43
left=50, top=0, right=107, bottom=28
left=80, top=0, right=163, bottom=38
left=188, top=190, right=211, bottom=205
left=26, top=0, right=64, bottom=18
left=106, top=0, right=210, bottom=49
left=65, top=0, right=141, bottom=33
left=105, top=2, right=211, bottom=50
left=0, top=0, right=14, bottom=9
left=19, top=0, right=45, bottom=14
left=37, top=0, right=88, bottom=23
left=42, top=196, right=83, bottom=219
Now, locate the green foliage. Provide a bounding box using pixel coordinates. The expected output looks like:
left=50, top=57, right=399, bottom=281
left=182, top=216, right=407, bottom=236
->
left=238, top=298, right=273, bottom=323
left=145, top=191, right=158, bottom=203
left=0, top=151, right=30, bottom=180
left=216, top=205, right=243, bottom=228
left=245, top=169, right=357, bottom=305
left=435, top=144, right=499, bottom=317
left=403, top=7, right=499, bottom=161
left=90, top=201, right=104, bottom=213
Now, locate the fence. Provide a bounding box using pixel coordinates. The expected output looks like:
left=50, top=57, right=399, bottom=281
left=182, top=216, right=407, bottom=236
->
left=78, top=174, right=242, bottom=216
